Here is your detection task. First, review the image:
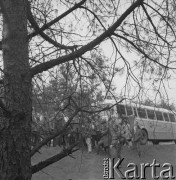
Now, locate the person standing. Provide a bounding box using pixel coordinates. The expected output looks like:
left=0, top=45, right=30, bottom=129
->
left=133, top=121, right=142, bottom=157
left=109, top=114, right=124, bottom=159
left=121, top=120, right=132, bottom=147
left=97, top=120, right=109, bottom=154
left=86, top=136, right=92, bottom=153
left=84, top=127, right=92, bottom=153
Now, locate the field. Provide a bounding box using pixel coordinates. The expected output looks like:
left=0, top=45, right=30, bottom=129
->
left=32, top=143, right=176, bottom=180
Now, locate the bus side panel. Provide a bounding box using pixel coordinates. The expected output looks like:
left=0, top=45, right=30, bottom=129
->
left=136, top=118, right=156, bottom=140
left=154, top=121, right=173, bottom=140
left=171, top=122, right=176, bottom=140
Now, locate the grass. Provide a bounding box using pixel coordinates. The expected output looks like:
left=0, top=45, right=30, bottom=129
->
left=32, top=143, right=176, bottom=180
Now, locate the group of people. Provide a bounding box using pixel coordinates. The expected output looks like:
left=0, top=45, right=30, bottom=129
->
left=108, top=113, right=143, bottom=158
left=32, top=110, right=143, bottom=159
left=84, top=112, right=143, bottom=158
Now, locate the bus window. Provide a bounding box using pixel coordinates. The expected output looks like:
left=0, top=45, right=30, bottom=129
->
left=155, top=111, right=164, bottom=121
left=163, top=113, right=170, bottom=122
left=137, top=108, right=147, bottom=118
left=146, top=109, right=156, bottom=120
left=126, top=106, right=133, bottom=116
left=117, top=105, right=126, bottom=116
left=169, top=114, right=176, bottom=122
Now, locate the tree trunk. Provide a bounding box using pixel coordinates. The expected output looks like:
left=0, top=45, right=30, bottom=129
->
left=0, top=0, right=32, bottom=179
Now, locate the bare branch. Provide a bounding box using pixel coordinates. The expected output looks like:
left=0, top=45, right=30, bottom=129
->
left=28, top=0, right=86, bottom=39
left=141, top=4, right=170, bottom=46
left=27, top=1, right=77, bottom=50
left=143, top=2, right=176, bottom=40
left=31, top=143, right=79, bottom=174
left=113, top=33, right=176, bottom=70
left=30, top=0, right=144, bottom=76
left=81, top=98, right=126, bottom=114
left=30, top=109, right=79, bottom=156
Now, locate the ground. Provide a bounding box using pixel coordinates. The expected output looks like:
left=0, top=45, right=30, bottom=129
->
left=32, top=143, right=176, bottom=180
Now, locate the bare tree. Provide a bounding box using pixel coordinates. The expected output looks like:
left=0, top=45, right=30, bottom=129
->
left=0, top=0, right=176, bottom=179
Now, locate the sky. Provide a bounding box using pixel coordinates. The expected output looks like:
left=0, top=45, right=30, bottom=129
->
left=31, top=0, right=176, bottom=107
left=101, top=39, right=176, bottom=106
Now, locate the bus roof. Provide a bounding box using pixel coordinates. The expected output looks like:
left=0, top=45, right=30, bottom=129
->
left=100, top=98, right=176, bottom=114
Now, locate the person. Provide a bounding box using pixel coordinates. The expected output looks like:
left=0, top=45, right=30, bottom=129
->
left=109, top=114, right=124, bottom=159
left=90, top=123, right=97, bottom=149
left=121, top=120, right=132, bottom=147
left=84, top=127, right=92, bottom=153
left=85, top=135, right=92, bottom=153
left=97, top=120, right=109, bottom=154
left=133, top=121, right=142, bottom=157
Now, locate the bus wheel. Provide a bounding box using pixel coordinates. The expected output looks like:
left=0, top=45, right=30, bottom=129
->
left=152, top=140, right=159, bottom=145
left=140, top=129, right=148, bottom=145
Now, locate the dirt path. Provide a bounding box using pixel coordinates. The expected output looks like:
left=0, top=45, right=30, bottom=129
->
left=32, top=143, right=176, bottom=180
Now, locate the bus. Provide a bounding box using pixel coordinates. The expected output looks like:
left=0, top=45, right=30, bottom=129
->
left=100, top=99, right=176, bottom=145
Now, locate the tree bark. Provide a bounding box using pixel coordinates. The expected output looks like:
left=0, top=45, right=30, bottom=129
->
left=0, top=0, right=32, bottom=179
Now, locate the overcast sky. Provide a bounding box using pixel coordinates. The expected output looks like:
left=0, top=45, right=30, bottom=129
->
left=101, top=39, right=176, bottom=106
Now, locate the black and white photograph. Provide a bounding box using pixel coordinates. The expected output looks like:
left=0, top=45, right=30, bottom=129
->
left=0, top=0, right=176, bottom=179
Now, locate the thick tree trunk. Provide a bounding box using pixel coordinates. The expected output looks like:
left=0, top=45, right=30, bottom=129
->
left=0, top=1, right=32, bottom=179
